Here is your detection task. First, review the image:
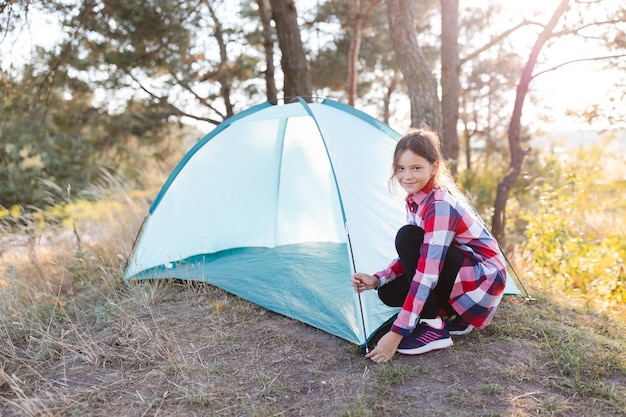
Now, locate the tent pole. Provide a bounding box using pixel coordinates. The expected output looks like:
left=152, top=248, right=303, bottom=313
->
left=500, top=246, right=534, bottom=301
left=355, top=281, right=370, bottom=354
left=464, top=201, right=532, bottom=300
left=346, top=222, right=370, bottom=354
left=298, top=97, right=371, bottom=353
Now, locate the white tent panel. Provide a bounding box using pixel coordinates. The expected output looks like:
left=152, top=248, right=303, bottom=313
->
left=308, top=103, right=406, bottom=275
left=275, top=115, right=345, bottom=245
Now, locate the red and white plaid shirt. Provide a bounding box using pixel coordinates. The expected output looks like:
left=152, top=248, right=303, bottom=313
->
left=375, top=185, right=507, bottom=336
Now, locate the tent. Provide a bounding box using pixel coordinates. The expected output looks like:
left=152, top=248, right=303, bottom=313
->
left=124, top=97, right=522, bottom=348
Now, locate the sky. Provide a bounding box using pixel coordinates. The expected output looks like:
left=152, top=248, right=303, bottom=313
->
left=2, top=0, right=623, bottom=134
left=1, top=6, right=58, bottom=70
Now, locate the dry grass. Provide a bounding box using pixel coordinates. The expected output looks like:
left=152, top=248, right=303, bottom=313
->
left=1, top=177, right=625, bottom=416
left=2, top=278, right=626, bottom=416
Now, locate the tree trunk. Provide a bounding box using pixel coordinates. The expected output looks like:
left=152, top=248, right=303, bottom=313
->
left=491, top=0, right=570, bottom=243
left=207, top=2, right=234, bottom=117
left=440, top=0, right=460, bottom=175
left=257, top=0, right=278, bottom=102
left=347, top=0, right=383, bottom=106
left=347, top=0, right=362, bottom=106
left=269, top=0, right=312, bottom=99
left=382, top=71, right=398, bottom=124
left=386, top=0, right=441, bottom=135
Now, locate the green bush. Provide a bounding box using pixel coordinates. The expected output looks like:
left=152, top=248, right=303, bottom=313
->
left=521, top=149, right=626, bottom=309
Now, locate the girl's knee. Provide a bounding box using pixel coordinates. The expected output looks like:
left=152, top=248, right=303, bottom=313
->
left=395, top=224, right=425, bottom=249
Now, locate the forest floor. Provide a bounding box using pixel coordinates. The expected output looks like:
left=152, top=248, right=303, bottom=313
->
left=1, top=228, right=625, bottom=417
left=1, top=280, right=625, bottom=416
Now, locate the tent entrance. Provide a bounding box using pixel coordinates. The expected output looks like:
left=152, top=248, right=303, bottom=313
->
left=129, top=242, right=388, bottom=344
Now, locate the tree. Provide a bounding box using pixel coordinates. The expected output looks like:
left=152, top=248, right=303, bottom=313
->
left=269, top=0, right=312, bottom=98
left=5, top=0, right=624, bottom=218
left=459, top=49, right=523, bottom=174
left=205, top=0, right=235, bottom=118
left=346, top=0, right=382, bottom=105
left=386, top=0, right=441, bottom=133
left=440, top=0, right=460, bottom=173
left=61, top=0, right=268, bottom=125
left=459, top=11, right=528, bottom=174
left=0, top=0, right=33, bottom=35
left=256, top=0, right=278, bottom=101
left=0, top=63, right=177, bottom=208
left=0, top=0, right=213, bottom=207
left=491, top=0, right=571, bottom=243
left=490, top=0, right=626, bottom=242
left=308, top=0, right=405, bottom=122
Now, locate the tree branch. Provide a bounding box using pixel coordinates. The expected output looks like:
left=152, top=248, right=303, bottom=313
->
left=364, top=0, right=383, bottom=15
left=171, top=73, right=227, bottom=120
left=551, top=19, right=626, bottom=38
left=461, top=20, right=537, bottom=64
left=168, top=107, right=222, bottom=126
left=532, top=54, right=626, bottom=79
left=128, top=73, right=222, bottom=125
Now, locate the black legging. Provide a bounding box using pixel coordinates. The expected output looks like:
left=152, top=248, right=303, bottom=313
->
left=377, top=224, right=464, bottom=319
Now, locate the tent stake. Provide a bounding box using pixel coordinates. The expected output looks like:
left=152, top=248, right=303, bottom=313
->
left=356, top=287, right=370, bottom=355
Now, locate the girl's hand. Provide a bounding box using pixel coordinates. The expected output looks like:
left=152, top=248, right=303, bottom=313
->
left=365, top=331, right=403, bottom=363
left=351, top=273, right=379, bottom=292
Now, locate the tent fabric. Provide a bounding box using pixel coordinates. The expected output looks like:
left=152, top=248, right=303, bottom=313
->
left=125, top=97, right=521, bottom=347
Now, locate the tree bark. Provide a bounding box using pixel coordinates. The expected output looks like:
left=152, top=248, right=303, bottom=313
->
left=491, top=0, right=570, bottom=243
left=347, top=0, right=363, bottom=106
left=440, top=0, right=460, bottom=175
left=347, top=0, right=383, bottom=106
left=207, top=1, right=234, bottom=117
left=386, top=0, right=441, bottom=135
left=382, top=71, right=398, bottom=124
left=269, top=0, right=312, bottom=99
left=257, top=0, right=278, bottom=102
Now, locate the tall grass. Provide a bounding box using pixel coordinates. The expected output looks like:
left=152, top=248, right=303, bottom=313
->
left=0, top=169, right=153, bottom=360
left=0, top=168, right=167, bottom=415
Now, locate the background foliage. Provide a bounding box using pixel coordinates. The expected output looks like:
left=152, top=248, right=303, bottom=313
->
left=521, top=139, right=626, bottom=308
left=2, top=0, right=624, bottom=210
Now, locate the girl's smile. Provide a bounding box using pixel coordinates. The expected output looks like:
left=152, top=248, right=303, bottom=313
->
left=395, top=150, right=438, bottom=195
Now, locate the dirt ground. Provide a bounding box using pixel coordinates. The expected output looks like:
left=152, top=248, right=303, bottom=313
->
left=2, top=280, right=624, bottom=417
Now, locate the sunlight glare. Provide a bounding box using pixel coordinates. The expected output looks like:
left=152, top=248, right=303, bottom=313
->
left=464, top=0, right=623, bottom=131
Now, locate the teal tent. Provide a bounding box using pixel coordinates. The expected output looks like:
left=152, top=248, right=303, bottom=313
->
left=124, top=97, right=521, bottom=348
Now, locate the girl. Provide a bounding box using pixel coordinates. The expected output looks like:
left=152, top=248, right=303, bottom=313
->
left=351, top=129, right=507, bottom=363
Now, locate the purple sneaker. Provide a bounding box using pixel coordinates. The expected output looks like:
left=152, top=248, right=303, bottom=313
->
left=396, top=320, right=453, bottom=355
left=447, top=315, right=474, bottom=336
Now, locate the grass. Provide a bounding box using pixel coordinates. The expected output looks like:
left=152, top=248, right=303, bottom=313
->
left=2, top=257, right=624, bottom=416
left=1, top=175, right=625, bottom=416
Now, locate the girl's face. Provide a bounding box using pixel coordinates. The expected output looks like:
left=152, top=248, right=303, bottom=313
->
left=395, top=149, right=438, bottom=194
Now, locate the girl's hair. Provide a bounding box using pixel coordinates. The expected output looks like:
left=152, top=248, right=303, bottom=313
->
left=390, top=128, right=470, bottom=207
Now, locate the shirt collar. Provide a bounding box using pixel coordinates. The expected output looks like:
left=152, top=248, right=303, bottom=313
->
left=406, top=182, right=436, bottom=212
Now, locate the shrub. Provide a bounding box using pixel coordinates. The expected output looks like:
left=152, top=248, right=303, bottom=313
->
left=521, top=147, right=626, bottom=311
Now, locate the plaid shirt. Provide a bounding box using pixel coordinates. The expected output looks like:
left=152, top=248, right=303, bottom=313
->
left=375, top=185, right=507, bottom=336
